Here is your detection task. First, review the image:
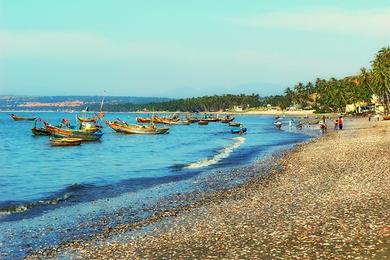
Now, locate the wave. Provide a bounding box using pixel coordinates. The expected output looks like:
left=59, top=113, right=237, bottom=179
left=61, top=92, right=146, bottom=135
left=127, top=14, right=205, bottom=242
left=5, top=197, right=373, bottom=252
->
left=185, top=136, right=245, bottom=169
left=0, top=193, right=73, bottom=217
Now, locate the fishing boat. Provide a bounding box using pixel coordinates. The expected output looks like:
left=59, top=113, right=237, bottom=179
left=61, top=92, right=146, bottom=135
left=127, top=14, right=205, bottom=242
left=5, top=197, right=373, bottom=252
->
left=50, top=138, right=82, bottom=146
left=79, top=122, right=103, bottom=132
left=151, top=115, right=181, bottom=124
left=163, top=119, right=190, bottom=125
left=221, top=117, right=234, bottom=124
left=228, top=122, right=241, bottom=127
left=46, top=125, right=104, bottom=141
left=231, top=127, right=247, bottom=134
left=136, top=117, right=152, bottom=123
left=77, top=116, right=98, bottom=123
left=274, top=121, right=282, bottom=129
left=106, top=120, right=169, bottom=134
left=10, top=114, right=36, bottom=121
left=76, top=104, right=104, bottom=123
left=149, top=116, right=166, bottom=124
left=198, top=120, right=209, bottom=125
left=31, top=119, right=50, bottom=136
left=32, top=127, right=50, bottom=136
left=187, top=117, right=200, bottom=123
left=203, top=117, right=219, bottom=122
left=220, top=117, right=235, bottom=123
left=149, top=116, right=187, bottom=125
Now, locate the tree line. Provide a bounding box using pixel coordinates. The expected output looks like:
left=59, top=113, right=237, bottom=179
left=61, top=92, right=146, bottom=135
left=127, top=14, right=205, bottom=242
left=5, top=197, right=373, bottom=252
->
left=90, top=94, right=264, bottom=112
left=87, top=47, right=390, bottom=113
left=269, top=47, right=390, bottom=113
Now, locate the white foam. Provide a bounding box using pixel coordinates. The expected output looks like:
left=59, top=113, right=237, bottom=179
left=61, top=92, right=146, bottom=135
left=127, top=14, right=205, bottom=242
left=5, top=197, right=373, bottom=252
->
left=185, top=136, right=245, bottom=169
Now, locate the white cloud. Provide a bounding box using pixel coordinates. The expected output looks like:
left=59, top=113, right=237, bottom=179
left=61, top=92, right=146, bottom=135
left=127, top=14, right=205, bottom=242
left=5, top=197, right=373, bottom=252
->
left=224, top=8, right=390, bottom=37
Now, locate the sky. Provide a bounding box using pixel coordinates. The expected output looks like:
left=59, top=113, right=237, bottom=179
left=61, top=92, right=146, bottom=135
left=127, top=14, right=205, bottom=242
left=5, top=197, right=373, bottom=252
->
left=1, top=0, right=390, bottom=98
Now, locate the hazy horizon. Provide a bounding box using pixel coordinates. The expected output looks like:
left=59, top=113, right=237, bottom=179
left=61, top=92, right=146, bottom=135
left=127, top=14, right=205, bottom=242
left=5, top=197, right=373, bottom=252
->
left=1, top=1, right=390, bottom=97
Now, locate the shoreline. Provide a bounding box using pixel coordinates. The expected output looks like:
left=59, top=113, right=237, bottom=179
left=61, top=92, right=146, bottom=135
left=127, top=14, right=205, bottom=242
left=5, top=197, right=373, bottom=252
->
left=24, top=145, right=310, bottom=259
left=1, top=109, right=316, bottom=116
left=28, top=118, right=389, bottom=258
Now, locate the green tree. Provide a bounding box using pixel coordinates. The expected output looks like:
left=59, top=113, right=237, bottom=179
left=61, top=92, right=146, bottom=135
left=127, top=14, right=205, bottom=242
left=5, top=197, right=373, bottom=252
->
left=371, top=47, right=390, bottom=112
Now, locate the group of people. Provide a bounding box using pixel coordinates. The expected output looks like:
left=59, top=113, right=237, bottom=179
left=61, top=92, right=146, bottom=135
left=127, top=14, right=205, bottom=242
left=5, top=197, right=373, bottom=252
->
left=319, top=115, right=344, bottom=134
left=334, top=115, right=344, bottom=130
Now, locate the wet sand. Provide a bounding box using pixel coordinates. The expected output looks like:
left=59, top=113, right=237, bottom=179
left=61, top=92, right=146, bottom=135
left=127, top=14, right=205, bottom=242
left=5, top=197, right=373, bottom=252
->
left=28, top=118, right=390, bottom=259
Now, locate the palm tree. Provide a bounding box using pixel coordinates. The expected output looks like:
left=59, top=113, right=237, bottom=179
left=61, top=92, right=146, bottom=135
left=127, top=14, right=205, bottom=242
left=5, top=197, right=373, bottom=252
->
left=371, top=47, right=390, bottom=113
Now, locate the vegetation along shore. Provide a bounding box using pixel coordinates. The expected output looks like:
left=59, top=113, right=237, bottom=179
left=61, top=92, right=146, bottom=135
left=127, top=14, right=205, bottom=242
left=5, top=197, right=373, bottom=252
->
left=82, top=47, right=389, bottom=115
left=27, top=117, right=390, bottom=259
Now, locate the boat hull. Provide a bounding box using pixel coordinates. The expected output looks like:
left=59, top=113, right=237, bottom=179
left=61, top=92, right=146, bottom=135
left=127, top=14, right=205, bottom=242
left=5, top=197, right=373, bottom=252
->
left=47, top=125, right=103, bottom=141
left=231, top=128, right=247, bottom=134
left=32, top=127, right=51, bottom=136
left=221, top=117, right=235, bottom=123
left=203, top=118, right=219, bottom=122
left=50, top=138, right=82, bottom=146
left=187, top=118, right=200, bottom=123
left=228, top=122, right=241, bottom=127
left=106, top=121, right=169, bottom=134
left=10, top=114, right=36, bottom=121
left=136, top=117, right=152, bottom=123
left=77, top=116, right=97, bottom=123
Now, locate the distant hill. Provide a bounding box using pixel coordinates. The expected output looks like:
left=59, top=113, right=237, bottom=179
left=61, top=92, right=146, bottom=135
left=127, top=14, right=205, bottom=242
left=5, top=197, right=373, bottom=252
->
left=0, top=96, right=173, bottom=111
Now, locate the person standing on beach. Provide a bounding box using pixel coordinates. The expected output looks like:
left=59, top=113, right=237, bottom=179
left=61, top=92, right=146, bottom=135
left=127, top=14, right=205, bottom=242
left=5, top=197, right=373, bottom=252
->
left=338, top=116, right=344, bottom=130
left=334, top=119, right=338, bottom=130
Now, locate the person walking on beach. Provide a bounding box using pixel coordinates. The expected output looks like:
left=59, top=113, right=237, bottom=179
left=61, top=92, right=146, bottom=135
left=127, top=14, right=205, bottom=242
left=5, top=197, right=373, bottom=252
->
left=320, top=120, right=327, bottom=134
left=338, top=116, right=344, bottom=130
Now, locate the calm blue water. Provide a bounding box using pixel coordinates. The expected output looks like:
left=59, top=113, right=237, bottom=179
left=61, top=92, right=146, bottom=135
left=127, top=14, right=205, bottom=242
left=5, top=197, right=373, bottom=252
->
left=0, top=112, right=315, bottom=258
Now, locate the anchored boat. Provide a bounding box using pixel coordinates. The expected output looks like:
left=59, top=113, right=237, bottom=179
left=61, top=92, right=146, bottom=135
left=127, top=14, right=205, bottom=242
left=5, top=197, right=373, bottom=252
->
left=231, top=127, right=247, bottom=134
left=106, top=120, right=169, bottom=134
left=46, top=125, right=103, bottom=141
left=50, top=138, right=82, bottom=146
left=77, top=116, right=98, bottom=123
left=220, top=116, right=235, bottom=123
left=229, top=122, right=241, bottom=127
left=10, top=114, right=36, bottom=121
left=136, top=117, right=152, bottom=123
left=187, top=117, right=200, bottom=123
left=31, top=119, right=51, bottom=136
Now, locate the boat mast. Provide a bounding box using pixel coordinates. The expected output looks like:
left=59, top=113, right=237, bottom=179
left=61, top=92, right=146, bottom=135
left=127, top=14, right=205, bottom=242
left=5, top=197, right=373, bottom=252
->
left=100, top=96, right=105, bottom=112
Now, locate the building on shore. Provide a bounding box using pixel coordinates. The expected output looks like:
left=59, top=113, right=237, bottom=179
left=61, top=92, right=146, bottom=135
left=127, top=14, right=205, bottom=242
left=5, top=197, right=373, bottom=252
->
left=345, top=94, right=385, bottom=113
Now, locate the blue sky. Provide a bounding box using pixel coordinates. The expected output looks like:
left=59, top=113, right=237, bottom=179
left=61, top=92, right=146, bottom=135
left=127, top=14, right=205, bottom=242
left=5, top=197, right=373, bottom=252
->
left=1, top=0, right=390, bottom=97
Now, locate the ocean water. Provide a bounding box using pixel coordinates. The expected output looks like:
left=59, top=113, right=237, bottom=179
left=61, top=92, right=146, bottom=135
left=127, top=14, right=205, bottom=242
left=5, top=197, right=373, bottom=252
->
left=0, top=112, right=315, bottom=258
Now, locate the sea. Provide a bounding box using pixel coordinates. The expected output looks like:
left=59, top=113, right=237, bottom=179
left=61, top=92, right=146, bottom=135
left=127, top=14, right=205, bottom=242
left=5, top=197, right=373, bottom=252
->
left=0, top=112, right=317, bottom=258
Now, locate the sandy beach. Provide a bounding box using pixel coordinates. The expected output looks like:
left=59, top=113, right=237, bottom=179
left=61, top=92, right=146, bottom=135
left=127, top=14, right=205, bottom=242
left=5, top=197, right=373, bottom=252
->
left=28, top=118, right=389, bottom=259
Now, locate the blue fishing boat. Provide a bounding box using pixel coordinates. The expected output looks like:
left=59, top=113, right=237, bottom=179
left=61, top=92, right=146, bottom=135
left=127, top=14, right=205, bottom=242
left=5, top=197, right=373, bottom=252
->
left=231, top=127, right=247, bottom=134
